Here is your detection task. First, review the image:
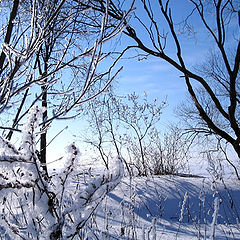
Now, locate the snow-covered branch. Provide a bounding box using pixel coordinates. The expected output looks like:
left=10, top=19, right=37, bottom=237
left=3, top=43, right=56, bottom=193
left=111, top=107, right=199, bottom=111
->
left=0, top=106, right=124, bottom=239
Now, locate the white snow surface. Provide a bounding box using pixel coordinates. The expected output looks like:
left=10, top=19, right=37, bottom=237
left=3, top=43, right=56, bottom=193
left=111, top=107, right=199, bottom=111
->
left=81, top=175, right=240, bottom=240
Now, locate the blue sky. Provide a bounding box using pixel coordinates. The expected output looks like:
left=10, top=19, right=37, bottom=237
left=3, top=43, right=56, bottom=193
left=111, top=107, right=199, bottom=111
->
left=116, top=56, right=187, bottom=124
left=46, top=0, right=230, bottom=167
left=46, top=55, right=194, bottom=168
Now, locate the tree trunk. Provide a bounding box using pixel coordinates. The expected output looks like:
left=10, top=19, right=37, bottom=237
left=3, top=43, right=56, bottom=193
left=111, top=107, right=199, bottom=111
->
left=40, top=84, right=48, bottom=174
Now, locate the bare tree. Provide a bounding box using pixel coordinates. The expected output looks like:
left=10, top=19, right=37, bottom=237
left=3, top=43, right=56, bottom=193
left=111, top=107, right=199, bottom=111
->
left=116, top=92, right=165, bottom=175
left=0, top=0, right=133, bottom=174
left=0, top=1, right=134, bottom=237
left=83, top=90, right=131, bottom=172
left=83, top=91, right=177, bottom=176
left=78, top=0, right=240, bottom=177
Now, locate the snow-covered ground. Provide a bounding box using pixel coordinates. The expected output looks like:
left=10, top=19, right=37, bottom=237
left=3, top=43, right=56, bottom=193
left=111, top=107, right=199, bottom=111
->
left=82, top=175, right=240, bottom=239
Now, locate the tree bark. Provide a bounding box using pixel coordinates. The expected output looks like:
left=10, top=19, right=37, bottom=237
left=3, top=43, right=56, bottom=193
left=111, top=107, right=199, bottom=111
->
left=0, top=0, right=19, bottom=73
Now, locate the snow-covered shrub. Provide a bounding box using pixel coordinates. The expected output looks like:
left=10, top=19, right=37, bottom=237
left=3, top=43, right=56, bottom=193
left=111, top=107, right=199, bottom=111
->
left=84, top=92, right=190, bottom=177
left=0, top=106, right=124, bottom=239
left=138, top=126, right=190, bottom=176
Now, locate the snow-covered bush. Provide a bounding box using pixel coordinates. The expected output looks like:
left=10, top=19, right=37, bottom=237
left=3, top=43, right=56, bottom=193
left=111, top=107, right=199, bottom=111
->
left=0, top=106, right=124, bottom=239
left=83, top=92, right=189, bottom=176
